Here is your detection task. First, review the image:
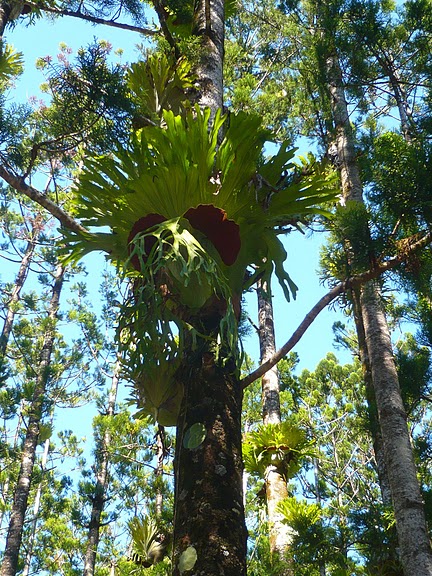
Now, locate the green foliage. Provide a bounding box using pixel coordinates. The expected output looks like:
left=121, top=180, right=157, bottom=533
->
left=0, top=42, right=24, bottom=89
left=178, top=546, right=197, bottom=574
left=131, top=357, right=183, bottom=427
left=321, top=201, right=375, bottom=281
left=395, top=334, right=431, bottom=415
left=35, top=40, right=133, bottom=155
left=367, top=132, right=432, bottom=229
left=64, top=92, right=336, bottom=425
left=128, top=53, right=196, bottom=124
left=183, top=422, right=206, bottom=449
left=243, top=421, right=313, bottom=477
left=277, top=496, right=322, bottom=530
left=128, top=515, right=167, bottom=568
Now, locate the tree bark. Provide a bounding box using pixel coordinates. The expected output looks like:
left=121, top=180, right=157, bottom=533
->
left=171, top=2, right=247, bottom=574
left=21, top=433, right=50, bottom=576
left=155, top=425, right=165, bottom=518
left=0, top=2, right=24, bottom=38
left=257, top=280, right=293, bottom=571
left=192, top=0, right=225, bottom=112
left=0, top=263, right=65, bottom=576
left=173, top=335, right=247, bottom=576
left=326, top=51, right=432, bottom=576
left=83, top=361, right=120, bottom=576
left=0, top=216, right=42, bottom=357
left=351, top=291, right=393, bottom=508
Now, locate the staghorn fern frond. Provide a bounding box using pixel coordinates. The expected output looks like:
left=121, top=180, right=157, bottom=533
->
left=127, top=515, right=166, bottom=568
left=277, top=497, right=322, bottom=529
left=128, top=52, right=197, bottom=121
left=243, top=421, right=314, bottom=479
left=0, top=43, right=23, bottom=88
left=63, top=97, right=338, bottom=425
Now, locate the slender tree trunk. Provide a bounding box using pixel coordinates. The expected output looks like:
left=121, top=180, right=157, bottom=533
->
left=83, top=361, right=120, bottom=576
left=21, top=433, right=50, bottom=576
left=0, top=263, right=65, bottom=576
left=313, top=459, right=326, bottom=576
left=257, top=280, right=292, bottom=571
left=351, top=291, right=393, bottom=507
left=326, top=52, right=432, bottom=576
left=172, top=1, right=247, bottom=573
left=0, top=216, right=42, bottom=357
left=0, top=403, right=24, bottom=530
left=375, top=53, right=415, bottom=143
left=155, top=425, right=165, bottom=518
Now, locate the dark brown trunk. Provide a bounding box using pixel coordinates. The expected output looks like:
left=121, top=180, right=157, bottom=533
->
left=0, top=2, right=24, bottom=38
left=83, top=362, right=119, bottom=576
left=172, top=333, right=247, bottom=576
left=0, top=264, right=64, bottom=576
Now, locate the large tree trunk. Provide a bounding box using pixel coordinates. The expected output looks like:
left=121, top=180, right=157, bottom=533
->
left=0, top=263, right=65, bottom=576
left=83, top=361, right=120, bottom=576
left=0, top=1, right=24, bottom=38
left=257, top=280, right=292, bottom=572
left=171, top=1, right=247, bottom=574
left=326, top=52, right=432, bottom=576
left=173, top=333, right=246, bottom=575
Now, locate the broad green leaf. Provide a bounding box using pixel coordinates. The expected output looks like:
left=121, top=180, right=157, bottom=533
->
left=183, top=423, right=207, bottom=449
left=179, top=546, right=197, bottom=574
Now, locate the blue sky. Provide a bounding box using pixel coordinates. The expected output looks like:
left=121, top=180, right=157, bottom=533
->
left=5, top=10, right=353, bottom=376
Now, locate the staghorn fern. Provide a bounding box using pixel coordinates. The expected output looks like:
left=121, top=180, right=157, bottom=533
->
left=127, top=515, right=167, bottom=569
left=243, top=421, right=315, bottom=479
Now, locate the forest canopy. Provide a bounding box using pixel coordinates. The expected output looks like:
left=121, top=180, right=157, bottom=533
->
left=0, top=1, right=432, bottom=576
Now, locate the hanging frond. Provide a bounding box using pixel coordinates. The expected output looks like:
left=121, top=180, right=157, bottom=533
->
left=63, top=101, right=337, bottom=425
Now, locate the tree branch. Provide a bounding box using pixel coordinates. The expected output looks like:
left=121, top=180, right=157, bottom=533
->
left=241, top=282, right=346, bottom=388
left=151, top=0, right=180, bottom=58
left=26, top=2, right=160, bottom=36
left=0, top=165, right=88, bottom=234
left=241, top=228, right=432, bottom=388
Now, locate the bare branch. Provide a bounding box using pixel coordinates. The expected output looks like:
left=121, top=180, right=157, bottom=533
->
left=0, top=165, right=88, bottom=234
left=241, top=228, right=432, bottom=388
left=241, top=282, right=345, bottom=388
left=26, top=1, right=160, bottom=36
